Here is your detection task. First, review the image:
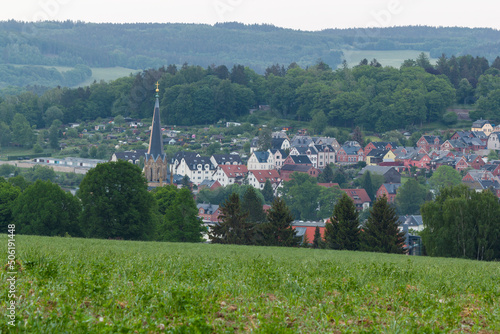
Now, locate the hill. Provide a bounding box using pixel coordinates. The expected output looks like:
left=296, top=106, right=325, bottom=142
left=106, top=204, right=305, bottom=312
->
left=3, top=234, right=499, bottom=332
left=1, top=20, right=500, bottom=88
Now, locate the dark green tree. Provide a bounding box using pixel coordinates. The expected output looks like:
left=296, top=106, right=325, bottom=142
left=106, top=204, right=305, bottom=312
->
left=241, top=186, right=266, bottom=223
left=258, top=127, right=272, bottom=151
left=262, top=179, right=274, bottom=203
left=77, top=160, right=155, bottom=240
left=361, top=171, right=375, bottom=200
left=0, top=181, right=21, bottom=231
left=12, top=180, right=81, bottom=236
left=318, top=163, right=334, bottom=183
left=209, top=192, right=252, bottom=245
left=396, top=178, right=428, bottom=214
left=361, top=195, right=405, bottom=254
left=324, top=193, right=360, bottom=250
left=258, top=196, right=297, bottom=247
left=11, top=113, right=35, bottom=148
left=160, top=187, right=205, bottom=242
left=312, top=226, right=324, bottom=249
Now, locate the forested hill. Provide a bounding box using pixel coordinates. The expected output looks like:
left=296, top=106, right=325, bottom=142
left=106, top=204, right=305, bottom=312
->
left=2, top=20, right=500, bottom=74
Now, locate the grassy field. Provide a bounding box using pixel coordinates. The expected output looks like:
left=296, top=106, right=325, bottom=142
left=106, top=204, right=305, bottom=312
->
left=1, top=235, right=499, bottom=333
left=341, top=50, right=438, bottom=68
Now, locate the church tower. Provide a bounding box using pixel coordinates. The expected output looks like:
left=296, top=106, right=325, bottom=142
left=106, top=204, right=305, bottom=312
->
left=144, top=82, right=168, bottom=185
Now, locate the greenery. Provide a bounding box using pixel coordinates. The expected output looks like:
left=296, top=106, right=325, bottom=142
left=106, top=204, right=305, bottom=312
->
left=360, top=196, right=406, bottom=254
left=421, top=185, right=500, bottom=261
left=209, top=192, right=252, bottom=245
left=325, top=193, right=360, bottom=250
left=3, top=234, right=499, bottom=332
left=396, top=178, right=429, bottom=214
left=258, top=197, right=297, bottom=247
left=77, top=160, right=155, bottom=240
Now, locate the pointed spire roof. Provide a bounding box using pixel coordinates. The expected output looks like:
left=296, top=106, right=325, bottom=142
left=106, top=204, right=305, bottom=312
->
left=146, top=82, right=165, bottom=161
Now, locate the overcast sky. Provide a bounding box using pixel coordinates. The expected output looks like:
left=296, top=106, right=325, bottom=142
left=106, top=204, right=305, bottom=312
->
left=2, top=0, right=499, bottom=31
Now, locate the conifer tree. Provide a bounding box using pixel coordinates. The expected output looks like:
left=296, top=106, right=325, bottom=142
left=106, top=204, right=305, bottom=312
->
left=318, top=163, right=334, bottom=183
left=262, top=179, right=274, bottom=203
left=362, top=171, right=375, bottom=200
left=241, top=186, right=266, bottom=223
left=258, top=197, right=297, bottom=247
left=361, top=195, right=405, bottom=254
left=209, top=192, right=252, bottom=245
left=312, top=226, right=324, bottom=249
left=325, top=193, right=360, bottom=250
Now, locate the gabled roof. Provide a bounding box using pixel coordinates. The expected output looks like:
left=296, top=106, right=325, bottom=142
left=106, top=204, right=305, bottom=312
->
left=399, top=215, right=423, bottom=227
left=211, top=154, right=242, bottom=165
left=291, top=146, right=309, bottom=154
left=360, top=165, right=398, bottom=176
left=271, top=138, right=287, bottom=149
left=219, top=164, right=248, bottom=177
left=422, top=135, right=443, bottom=144
left=340, top=145, right=362, bottom=155
left=289, top=155, right=312, bottom=164
left=290, top=135, right=313, bottom=147
left=253, top=151, right=270, bottom=163
left=199, top=179, right=220, bottom=189
left=281, top=164, right=314, bottom=172
left=341, top=188, right=371, bottom=204
left=472, top=119, right=491, bottom=128
left=113, top=149, right=147, bottom=161
left=197, top=203, right=219, bottom=214
left=183, top=156, right=215, bottom=170
left=381, top=183, right=401, bottom=194
left=249, top=170, right=280, bottom=183
left=366, top=148, right=389, bottom=158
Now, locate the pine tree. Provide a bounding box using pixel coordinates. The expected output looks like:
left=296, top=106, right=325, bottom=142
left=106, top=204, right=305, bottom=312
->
left=241, top=186, right=266, bottom=223
left=324, top=193, right=360, bottom=250
left=362, top=171, right=375, bottom=200
left=209, top=192, right=252, bottom=245
left=312, top=226, right=324, bottom=249
left=361, top=195, right=405, bottom=254
left=259, top=197, right=297, bottom=247
left=318, top=163, right=334, bottom=183
left=262, top=179, right=274, bottom=203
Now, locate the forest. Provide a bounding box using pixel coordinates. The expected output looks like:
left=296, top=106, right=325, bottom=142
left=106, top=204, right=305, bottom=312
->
left=1, top=52, right=500, bottom=148
left=2, top=20, right=500, bottom=88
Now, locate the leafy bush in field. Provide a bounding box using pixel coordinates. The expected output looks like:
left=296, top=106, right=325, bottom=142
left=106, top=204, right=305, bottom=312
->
left=2, top=235, right=499, bottom=333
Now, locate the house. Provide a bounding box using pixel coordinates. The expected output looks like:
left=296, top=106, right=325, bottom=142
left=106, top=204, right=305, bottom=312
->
left=94, top=124, right=106, bottom=131
left=198, top=179, right=222, bottom=191
left=175, top=155, right=216, bottom=186
left=312, top=137, right=341, bottom=151
left=270, top=149, right=287, bottom=170
left=283, top=154, right=312, bottom=166
left=280, top=164, right=320, bottom=182
left=471, top=119, right=494, bottom=136
left=290, top=135, right=313, bottom=147
left=365, top=149, right=389, bottom=166
left=110, top=149, right=147, bottom=165
left=481, top=163, right=500, bottom=177
left=292, top=221, right=326, bottom=245
left=210, top=154, right=242, bottom=167
left=487, top=132, right=500, bottom=151
left=341, top=188, right=371, bottom=211
left=213, top=164, right=248, bottom=186
left=248, top=170, right=281, bottom=190
left=197, top=203, right=221, bottom=223
left=404, top=153, right=431, bottom=170
left=363, top=141, right=398, bottom=157
left=359, top=166, right=401, bottom=184
left=398, top=215, right=424, bottom=232
left=416, top=135, right=443, bottom=152
left=336, top=145, right=364, bottom=164
left=271, top=138, right=291, bottom=150
left=462, top=170, right=497, bottom=183
left=310, top=144, right=335, bottom=168
left=376, top=183, right=401, bottom=203
left=247, top=151, right=274, bottom=170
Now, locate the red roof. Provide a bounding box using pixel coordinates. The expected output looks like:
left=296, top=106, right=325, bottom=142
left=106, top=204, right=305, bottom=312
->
left=219, top=164, right=248, bottom=177
left=250, top=170, right=281, bottom=184
left=292, top=225, right=325, bottom=243
left=341, top=188, right=371, bottom=204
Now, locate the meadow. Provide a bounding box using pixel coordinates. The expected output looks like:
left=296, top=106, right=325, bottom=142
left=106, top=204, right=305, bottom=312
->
left=1, top=235, right=499, bottom=333
left=340, top=50, right=438, bottom=68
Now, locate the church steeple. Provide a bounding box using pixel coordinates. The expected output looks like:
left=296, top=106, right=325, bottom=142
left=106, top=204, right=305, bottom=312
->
left=144, top=82, right=167, bottom=184
left=146, top=82, right=165, bottom=161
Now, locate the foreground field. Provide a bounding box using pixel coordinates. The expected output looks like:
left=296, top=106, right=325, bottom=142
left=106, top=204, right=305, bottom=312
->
left=1, top=235, right=499, bottom=333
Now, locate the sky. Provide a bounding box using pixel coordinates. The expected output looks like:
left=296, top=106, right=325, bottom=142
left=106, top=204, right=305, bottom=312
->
left=2, top=0, right=499, bottom=31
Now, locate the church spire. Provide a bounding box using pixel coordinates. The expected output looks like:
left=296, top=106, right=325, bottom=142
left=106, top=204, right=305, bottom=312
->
left=146, top=82, right=165, bottom=161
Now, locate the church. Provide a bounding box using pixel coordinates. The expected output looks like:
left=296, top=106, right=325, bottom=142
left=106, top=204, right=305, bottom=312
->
left=144, top=83, right=168, bottom=185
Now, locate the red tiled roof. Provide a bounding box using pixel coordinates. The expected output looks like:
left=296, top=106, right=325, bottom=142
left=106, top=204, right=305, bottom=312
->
left=341, top=188, right=371, bottom=204
left=219, top=164, right=248, bottom=177
left=250, top=169, right=281, bottom=183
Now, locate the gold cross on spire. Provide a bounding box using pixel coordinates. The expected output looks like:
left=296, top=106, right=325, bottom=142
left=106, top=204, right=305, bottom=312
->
left=155, top=81, right=160, bottom=92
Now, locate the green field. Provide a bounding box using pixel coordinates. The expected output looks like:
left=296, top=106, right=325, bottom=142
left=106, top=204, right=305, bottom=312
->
left=1, top=235, right=499, bottom=333
left=341, top=50, right=438, bottom=68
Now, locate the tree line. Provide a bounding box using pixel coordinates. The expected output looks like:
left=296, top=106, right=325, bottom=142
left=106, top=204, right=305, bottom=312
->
left=2, top=54, right=500, bottom=149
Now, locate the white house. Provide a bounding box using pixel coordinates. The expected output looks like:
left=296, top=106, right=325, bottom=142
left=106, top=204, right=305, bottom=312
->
left=247, top=151, right=274, bottom=170
left=248, top=170, right=281, bottom=190
left=213, top=164, right=248, bottom=186
left=175, top=155, right=216, bottom=186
